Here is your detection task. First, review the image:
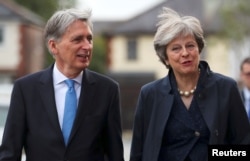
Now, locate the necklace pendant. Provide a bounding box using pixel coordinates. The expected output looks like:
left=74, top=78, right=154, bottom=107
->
left=184, top=91, right=190, bottom=97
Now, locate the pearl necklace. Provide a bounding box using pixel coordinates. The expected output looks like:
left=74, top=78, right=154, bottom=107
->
left=178, top=86, right=196, bottom=97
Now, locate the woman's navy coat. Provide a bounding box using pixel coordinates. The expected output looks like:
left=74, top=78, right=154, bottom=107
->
left=130, top=61, right=250, bottom=161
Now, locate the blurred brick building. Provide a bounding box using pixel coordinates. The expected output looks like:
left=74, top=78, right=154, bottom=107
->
left=0, top=0, right=45, bottom=84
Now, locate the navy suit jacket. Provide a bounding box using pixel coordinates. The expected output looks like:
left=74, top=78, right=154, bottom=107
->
left=130, top=61, right=250, bottom=161
left=0, top=65, right=124, bottom=161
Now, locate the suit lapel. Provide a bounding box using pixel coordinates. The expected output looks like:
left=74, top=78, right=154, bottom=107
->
left=69, top=69, right=96, bottom=143
left=38, top=65, right=63, bottom=137
left=38, top=67, right=98, bottom=146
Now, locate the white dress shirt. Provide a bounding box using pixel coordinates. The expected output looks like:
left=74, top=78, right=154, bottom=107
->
left=53, top=64, right=82, bottom=129
left=243, top=87, right=250, bottom=117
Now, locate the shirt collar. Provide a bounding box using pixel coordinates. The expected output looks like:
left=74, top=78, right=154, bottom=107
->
left=53, top=64, right=83, bottom=85
left=243, top=87, right=250, bottom=100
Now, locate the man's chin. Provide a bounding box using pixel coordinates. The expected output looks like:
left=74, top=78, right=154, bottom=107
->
left=78, top=63, right=90, bottom=70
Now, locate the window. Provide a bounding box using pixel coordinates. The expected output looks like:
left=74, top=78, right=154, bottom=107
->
left=127, top=37, right=137, bottom=60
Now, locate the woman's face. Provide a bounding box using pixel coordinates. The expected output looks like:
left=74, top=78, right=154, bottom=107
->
left=166, top=34, right=200, bottom=76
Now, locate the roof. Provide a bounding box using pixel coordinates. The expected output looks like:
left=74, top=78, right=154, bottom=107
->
left=93, top=0, right=222, bottom=36
left=0, top=0, right=45, bottom=26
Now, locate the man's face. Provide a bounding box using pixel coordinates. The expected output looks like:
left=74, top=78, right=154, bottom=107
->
left=241, top=63, right=250, bottom=89
left=49, top=20, right=93, bottom=77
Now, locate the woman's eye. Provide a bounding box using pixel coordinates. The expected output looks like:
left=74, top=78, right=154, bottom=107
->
left=172, top=47, right=180, bottom=51
left=187, top=44, right=196, bottom=50
left=188, top=44, right=194, bottom=48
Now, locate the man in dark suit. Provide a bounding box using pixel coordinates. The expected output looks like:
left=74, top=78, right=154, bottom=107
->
left=240, top=57, right=250, bottom=122
left=0, top=8, right=124, bottom=161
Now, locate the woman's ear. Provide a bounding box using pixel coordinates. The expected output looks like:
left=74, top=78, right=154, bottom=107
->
left=165, top=60, right=169, bottom=66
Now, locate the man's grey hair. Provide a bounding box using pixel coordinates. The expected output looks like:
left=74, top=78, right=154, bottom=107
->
left=44, top=8, right=93, bottom=54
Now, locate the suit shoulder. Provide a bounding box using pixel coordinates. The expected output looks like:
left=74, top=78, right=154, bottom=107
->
left=211, top=72, right=237, bottom=85
left=86, top=69, right=119, bottom=86
left=14, top=68, right=49, bottom=84
left=141, top=77, right=167, bottom=92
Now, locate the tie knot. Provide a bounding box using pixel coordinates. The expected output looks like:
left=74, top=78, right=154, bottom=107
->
left=65, top=79, right=74, bottom=88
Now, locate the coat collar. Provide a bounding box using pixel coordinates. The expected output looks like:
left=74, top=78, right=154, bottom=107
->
left=38, top=65, right=64, bottom=142
left=143, top=75, right=174, bottom=161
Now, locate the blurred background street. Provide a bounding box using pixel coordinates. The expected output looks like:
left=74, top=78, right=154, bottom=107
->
left=123, top=130, right=132, bottom=161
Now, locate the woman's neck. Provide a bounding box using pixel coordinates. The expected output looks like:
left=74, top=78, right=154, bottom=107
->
left=175, top=69, right=200, bottom=91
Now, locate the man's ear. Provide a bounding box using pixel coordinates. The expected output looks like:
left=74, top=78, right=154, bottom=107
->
left=48, top=39, right=58, bottom=55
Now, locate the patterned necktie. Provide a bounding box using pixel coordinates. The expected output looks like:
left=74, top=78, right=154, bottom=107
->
left=62, top=79, right=77, bottom=145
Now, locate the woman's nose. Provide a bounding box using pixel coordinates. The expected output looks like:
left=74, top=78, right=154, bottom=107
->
left=182, top=46, right=190, bottom=57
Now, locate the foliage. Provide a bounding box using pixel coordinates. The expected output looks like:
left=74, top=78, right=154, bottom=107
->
left=14, top=0, right=59, bottom=20
left=88, top=36, right=108, bottom=74
left=220, top=0, right=250, bottom=40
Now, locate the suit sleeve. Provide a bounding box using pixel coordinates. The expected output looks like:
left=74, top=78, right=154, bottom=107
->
left=0, top=81, right=26, bottom=161
left=227, top=82, right=250, bottom=144
left=104, top=83, right=124, bottom=161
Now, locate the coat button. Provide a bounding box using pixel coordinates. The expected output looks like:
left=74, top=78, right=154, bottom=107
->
left=194, top=131, right=200, bottom=137
left=214, top=129, right=219, bottom=136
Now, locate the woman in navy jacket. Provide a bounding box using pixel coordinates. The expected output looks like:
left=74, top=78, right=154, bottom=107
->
left=129, top=7, right=250, bottom=161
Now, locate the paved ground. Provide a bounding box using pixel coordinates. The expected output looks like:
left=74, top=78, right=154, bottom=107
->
left=20, top=130, right=133, bottom=161
left=123, top=130, right=132, bottom=161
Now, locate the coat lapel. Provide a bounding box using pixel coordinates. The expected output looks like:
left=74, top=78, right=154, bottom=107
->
left=197, top=86, right=219, bottom=132
left=144, top=77, right=175, bottom=161
left=68, top=69, right=96, bottom=143
left=196, top=70, right=219, bottom=143
left=38, top=65, right=63, bottom=138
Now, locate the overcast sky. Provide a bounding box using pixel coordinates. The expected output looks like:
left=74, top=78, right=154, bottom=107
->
left=76, top=0, right=163, bottom=20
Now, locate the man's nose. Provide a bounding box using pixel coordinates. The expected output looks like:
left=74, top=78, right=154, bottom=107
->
left=81, top=39, right=92, bottom=49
